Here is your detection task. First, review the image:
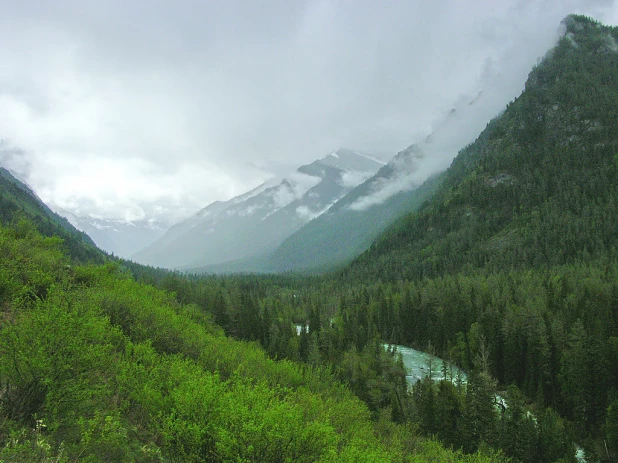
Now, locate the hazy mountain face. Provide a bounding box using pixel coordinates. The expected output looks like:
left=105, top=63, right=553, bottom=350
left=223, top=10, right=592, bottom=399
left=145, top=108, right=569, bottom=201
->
left=133, top=149, right=383, bottom=269
left=259, top=144, right=439, bottom=274
left=57, top=209, right=167, bottom=258
left=187, top=81, right=544, bottom=274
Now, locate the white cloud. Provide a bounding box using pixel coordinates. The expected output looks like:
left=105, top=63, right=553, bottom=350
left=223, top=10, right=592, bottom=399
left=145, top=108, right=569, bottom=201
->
left=270, top=172, right=321, bottom=210
left=340, top=170, right=373, bottom=188
left=295, top=205, right=318, bottom=221
left=296, top=198, right=340, bottom=222
left=0, top=0, right=616, bottom=222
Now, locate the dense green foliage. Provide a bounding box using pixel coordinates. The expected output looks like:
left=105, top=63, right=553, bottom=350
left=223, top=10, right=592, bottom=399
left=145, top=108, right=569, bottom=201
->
left=322, top=264, right=616, bottom=461
left=0, top=221, right=507, bottom=462
left=327, top=14, right=618, bottom=461
left=124, top=259, right=611, bottom=461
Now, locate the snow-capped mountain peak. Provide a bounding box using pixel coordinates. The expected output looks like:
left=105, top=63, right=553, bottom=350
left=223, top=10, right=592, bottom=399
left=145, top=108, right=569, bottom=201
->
left=132, top=149, right=383, bottom=269
left=317, top=148, right=386, bottom=172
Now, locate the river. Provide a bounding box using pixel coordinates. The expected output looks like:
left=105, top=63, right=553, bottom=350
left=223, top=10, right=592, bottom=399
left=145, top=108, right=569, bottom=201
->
left=385, top=344, right=467, bottom=387
left=387, top=344, right=586, bottom=462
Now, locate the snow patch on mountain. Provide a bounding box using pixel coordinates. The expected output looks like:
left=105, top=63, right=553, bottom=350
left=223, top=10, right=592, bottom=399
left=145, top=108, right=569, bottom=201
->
left=229, top=181, right=275, bottom=206
left=353, top=151, right=386, bottom=166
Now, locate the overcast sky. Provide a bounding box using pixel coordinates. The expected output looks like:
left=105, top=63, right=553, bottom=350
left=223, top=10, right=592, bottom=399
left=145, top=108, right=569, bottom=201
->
left=1, top=0, right=617, bottom=223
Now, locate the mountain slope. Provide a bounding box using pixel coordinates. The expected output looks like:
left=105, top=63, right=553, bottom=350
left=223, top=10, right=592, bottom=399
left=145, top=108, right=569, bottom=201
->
left=265, top=150, right=444, bottom=273
left=133, top=149, right=383, bottom=269
left=0, top=167, right=104, bottom=263
left=344, top=14, right=618, bottom=282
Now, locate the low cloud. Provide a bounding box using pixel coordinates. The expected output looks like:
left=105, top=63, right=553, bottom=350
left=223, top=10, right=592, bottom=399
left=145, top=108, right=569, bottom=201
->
left=270, top=172, right=322, bottom=210
left=0, top=141, right=31, bottom=182
left=347, top=3, right=606, bottom=212
left=0, top=0, right=616, bottom=222
left=348, top=150, right=426, bottom=212
left=296, top=205, right=319, bottom=221
left=340, top=170, right=373, bottom=189
left=296, top=199, right=340, bottom=222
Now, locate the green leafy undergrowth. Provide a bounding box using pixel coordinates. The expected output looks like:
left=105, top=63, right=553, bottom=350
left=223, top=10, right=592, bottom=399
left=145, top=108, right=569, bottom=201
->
left=0, top=222, right=507, bottom=462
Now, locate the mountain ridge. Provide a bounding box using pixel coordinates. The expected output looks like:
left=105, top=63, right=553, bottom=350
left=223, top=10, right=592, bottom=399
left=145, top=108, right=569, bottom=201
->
left=0, top=167, right=104, bottom=263
left=343, top=13, right=618, bottom=282
left=133, top=148, right=383, bottom=269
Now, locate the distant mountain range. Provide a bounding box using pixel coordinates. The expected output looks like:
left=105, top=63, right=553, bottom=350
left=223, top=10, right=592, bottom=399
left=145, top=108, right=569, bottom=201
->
left=195, top=145, right=442, bottom=274
left=133, top=149, right=385, bottom=269
left=55, top=210, right=167, bottom=259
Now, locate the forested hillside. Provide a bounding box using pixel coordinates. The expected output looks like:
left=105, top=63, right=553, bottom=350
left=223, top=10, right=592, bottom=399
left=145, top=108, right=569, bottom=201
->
left=0, top=200, right=503, bottom=458
left=0, top=168, right=104, bottom=264
left=346, top=15, right=618, bottom=283
left=326, top=14, right=618, bottom=461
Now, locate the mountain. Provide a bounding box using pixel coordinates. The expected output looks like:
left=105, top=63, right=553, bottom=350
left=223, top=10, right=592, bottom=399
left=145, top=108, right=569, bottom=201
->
left=343, top=14, right=618, bottom=282
left=202, top=92, right=495, bottom=274
left=0, top=167, right=104, bottom=263
left=133, top=149, right=384, bottom=269
left=199, top=68, right=527, bottom=275
left=56, top=209, right=167, bottom=258
left=249, top=146, right=443, bottom=273
left=262, top=118, right=462, bottom=273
